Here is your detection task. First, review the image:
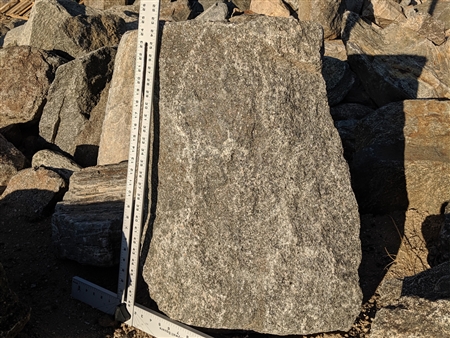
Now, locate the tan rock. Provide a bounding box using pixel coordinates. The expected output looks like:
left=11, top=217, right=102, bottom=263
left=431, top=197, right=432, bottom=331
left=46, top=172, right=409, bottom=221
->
left=97, top=31, right=135, bottom=165
left=324, top=39, right=347, bottom=61
left=0, top=134, right=28, bottom=193
left=361, top=0, right=406, bottom=28
left=249, top=0, right=291, bottom=17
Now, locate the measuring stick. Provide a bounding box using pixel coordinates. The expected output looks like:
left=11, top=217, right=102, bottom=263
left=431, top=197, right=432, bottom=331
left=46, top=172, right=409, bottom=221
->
left=71, top=1, right=213, bottom=336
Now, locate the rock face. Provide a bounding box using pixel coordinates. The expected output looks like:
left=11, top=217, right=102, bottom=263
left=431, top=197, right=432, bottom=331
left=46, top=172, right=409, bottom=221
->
left=249, top=0, right=291, bottom=17
left=0, top=134, right=28, bottom=193
left=39, top=47, right=116, bottom=160
left=97, top=32, right=135, bottom=165
left=3, top=0, right=126, bottom=58
left=297, top=0, right=345, bottom=39
left=373, top=262, right=450, bottom=337
left=352, top=100, right=450, bottom=214
left=0, top=46, right=65, bottom=129
left=52, top=162, right=126, bottom=266
left=342, top=11, right=450, bottom=107
left=32, top=149, right=82, bottom=181
left=0, top=262, right=30, bottom=337
left=0, top=167, right=67, bottom=220
left=143, top=17, right=362, bottom=335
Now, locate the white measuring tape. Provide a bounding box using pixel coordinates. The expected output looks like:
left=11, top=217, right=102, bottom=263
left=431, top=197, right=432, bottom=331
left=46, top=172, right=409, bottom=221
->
left=72, top=1, right=212, bottom=337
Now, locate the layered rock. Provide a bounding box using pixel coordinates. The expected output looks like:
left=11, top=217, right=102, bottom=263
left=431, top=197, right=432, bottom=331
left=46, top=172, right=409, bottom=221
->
left=351, top=100, right=450, bottom=214
left=0, top=46, right=65, bottom=129
left=143, top=17, right=362, bottom=335
left=39, top=47, right=116, bottom=162
left=52, top=162, right=126, bottom=266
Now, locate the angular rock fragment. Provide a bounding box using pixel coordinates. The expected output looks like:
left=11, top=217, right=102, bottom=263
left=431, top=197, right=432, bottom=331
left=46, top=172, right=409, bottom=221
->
left=32, top=149, right=81, bottom=181
left=143, top=17, right=362, bottom=335
left=39, top=47, right=116, bottom=161
left=0, top=46, right=65, bottom=129
left=0, top=133, right=28, bottom=194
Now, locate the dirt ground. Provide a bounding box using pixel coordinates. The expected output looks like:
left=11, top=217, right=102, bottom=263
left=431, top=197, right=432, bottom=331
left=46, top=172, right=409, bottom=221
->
left=1, top=195, right=415, bottom=338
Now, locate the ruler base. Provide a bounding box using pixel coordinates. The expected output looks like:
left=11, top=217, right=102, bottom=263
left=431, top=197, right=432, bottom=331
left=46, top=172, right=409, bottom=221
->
left=71, top=276, right=212, bottom=338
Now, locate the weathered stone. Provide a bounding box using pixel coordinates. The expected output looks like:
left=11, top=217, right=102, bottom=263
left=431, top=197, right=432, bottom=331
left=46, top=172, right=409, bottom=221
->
left=0, top=46, right=65, bottom=129
left=0, top=167, right=67, bottom=220
left=373, top=262, right=450, bottom=337
left=84, top=0, right=130, bottom=10
left=324, top=39, right=347, bottom=61
left=98, top=33, right=135, bottom=165
left=160, top=0, right=203, bottom=21
left=361, top=0, right=406, bottom=28
left=196, top=1, right=229, bottom=21
left=39, top=47, right=116, bottom=159
left=52, top=162, right=126, bottom=266
left=32, top=149, right=82, bottom=181
left=232, top=0, right=251, bottom=10
left=322, top=56, right=355, bottom=106
left=297, top=0, right=345, bottom=39
left=401, top=7, right=447, bottom=46
left=415, top=0, right=450, bottom=32
left=351, top=100, right=450, bottom=214
left=0, top=262, right=30, bottom=338
left=0, top=134, right=28, bottom=194
left=342, top=11, right=450, bottom=106
left=4, top=0, right=126, bottom=58
left=249, top=0, right=291, bottom=17
left=0, top=14, right=25, bottom=46
left=143, top=17, right=362, bottom=335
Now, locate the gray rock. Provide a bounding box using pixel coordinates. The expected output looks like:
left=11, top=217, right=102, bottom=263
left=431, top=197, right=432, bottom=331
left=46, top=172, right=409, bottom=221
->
left=322, top=56, right=355, bottom=107
left=0, top=167, right=67, bottom=220
left=0, top=133, right=28, bottom=194
left=52, top=162, right=126, bottom=266
left=351, top=100, right=450, bottom=214
left=4, top=0, right=126, bottom=58
left=330, top=102, right=374, bottom=121
left=32, top=149, right=82, bottom=181
left=160, top=0, right=203, bottom=21
left=0, top=262, right=30, bottom=338
left=98, top=32, right=135, bottom=165
left=297, top=0, right=346, bottom=39
left=372, top=262, right=450, bottom=337
left=196, top=1, right=229, bottom=21
left=39, top=47, right=116, bottom=160
left=0, top=46, right=65, bottom=129
left=143, top=17, right=362, bottom=335
left=342, top=11, right=450, bottom=106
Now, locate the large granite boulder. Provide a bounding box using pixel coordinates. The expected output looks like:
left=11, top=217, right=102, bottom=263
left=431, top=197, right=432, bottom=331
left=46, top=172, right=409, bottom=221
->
left=39, top=47, right=116, bottom=163
left=142, top=17, right=362, bottom=335
left=351, top=99, right=450, bottom=214
left=52, top=162, right=126, bottom=266
left=3, top=0, right=126, bottom=58
left=342, top=11, right=450, bottom=107
left=0, top=46, right=65, bottom=129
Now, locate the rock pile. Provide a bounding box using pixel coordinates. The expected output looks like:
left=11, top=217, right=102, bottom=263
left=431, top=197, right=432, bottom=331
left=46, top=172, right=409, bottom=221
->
left=1, top=0, right=449, bottom=336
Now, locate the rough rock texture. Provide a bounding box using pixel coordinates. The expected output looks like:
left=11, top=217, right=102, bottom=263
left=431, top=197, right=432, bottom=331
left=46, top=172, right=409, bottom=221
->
left=297, top=0, right=345, bottom=39
left=361, top=0, right=405, bottom=28
left=3, top=0, right=126, bottom=58
left=52, top=162, right=126, bottom=266
left=342, top=11, right=450, bottom=107
left=373, top=262, right=450, bottom=337
left=39, top=47, right=116, bottom=159
left=0, top=167, right=67, bottom=220
left=32, top=149, right=82, bottom=181
left=195, top=1, right=229, bottom=21
left=98, top=32, right=135, bottom=165
left=0, top=134, right=28, bottom=193
left=322, top=56, right=355, bottom=106
left=0, top=46, right=65, bottom=129
left=143, top=17, right=362, bottom=335
left=0, top=262, right=30, bottom=338
left=160, top=0, right=203, bottom=21
left=249, top=0, right=291, bottom=17
left=324, top=39, right=347, bottom=61
left=352, top=100, right=450, bottom=214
